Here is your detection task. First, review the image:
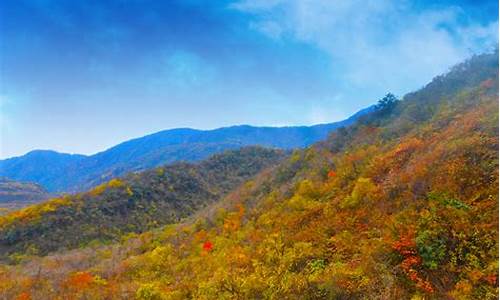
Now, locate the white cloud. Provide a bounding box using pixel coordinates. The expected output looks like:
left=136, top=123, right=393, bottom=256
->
left=231, top=0, right=498, bottom=98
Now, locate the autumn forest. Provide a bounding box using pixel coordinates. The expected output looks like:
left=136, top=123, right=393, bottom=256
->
left=0, top=50, right=497, bottom=299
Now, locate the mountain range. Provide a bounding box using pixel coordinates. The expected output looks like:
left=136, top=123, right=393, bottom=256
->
left=0, top=106, right=372, bottom=193
left=0, top=52, right=499, bottom=299
left=0, top=51, right=497, bottom=299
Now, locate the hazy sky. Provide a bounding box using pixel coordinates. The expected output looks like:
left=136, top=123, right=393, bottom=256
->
left=0, top=0, right=498, bottom=158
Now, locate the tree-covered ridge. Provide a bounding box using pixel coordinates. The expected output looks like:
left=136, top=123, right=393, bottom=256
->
left=0, top=147, right=285, bottom=260
left=0, top=178, right=50, bottom=212
left=0, top=52, right=497, bottom=299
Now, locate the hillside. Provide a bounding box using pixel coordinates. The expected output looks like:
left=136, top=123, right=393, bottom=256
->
left=0, top=52, right=497, bottom=299
left=0, top=178, right=50, bottom=212
left=0, top=147, right=285, bottom=259
left=0, top=108, right=371, bottom=194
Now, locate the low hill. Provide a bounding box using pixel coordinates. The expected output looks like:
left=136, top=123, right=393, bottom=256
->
left=0, top=178, right=50, bottom=212
left=0, top=147, right=285, bottom=259
left=0, top=108, right=371, bottom=193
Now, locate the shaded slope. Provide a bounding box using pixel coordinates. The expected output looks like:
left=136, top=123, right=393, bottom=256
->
left=0, top=147, right=285, bottom=258
left=0, top=151, right=86, bottom=193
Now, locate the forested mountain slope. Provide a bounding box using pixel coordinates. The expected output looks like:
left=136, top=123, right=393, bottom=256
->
left=0, top=108, right=370, bottom=193
left=0, top=52, right=497, bottom=299
left=0, top=147, right=285, bottom=259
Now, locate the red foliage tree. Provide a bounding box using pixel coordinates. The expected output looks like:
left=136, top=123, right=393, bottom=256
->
left=203, top=241, right=214, bottom=252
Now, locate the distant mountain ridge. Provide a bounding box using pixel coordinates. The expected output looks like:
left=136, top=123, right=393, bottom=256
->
left=0, top=178, right=50, bottom=211
left=0, top=106, right=372, bottom=192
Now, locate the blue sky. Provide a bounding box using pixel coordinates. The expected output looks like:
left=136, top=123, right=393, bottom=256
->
left=0, top=0, right=498, bottom=158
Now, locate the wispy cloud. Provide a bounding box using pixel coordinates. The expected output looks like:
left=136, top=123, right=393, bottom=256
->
left=230, top=0, right=498, bottom=96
